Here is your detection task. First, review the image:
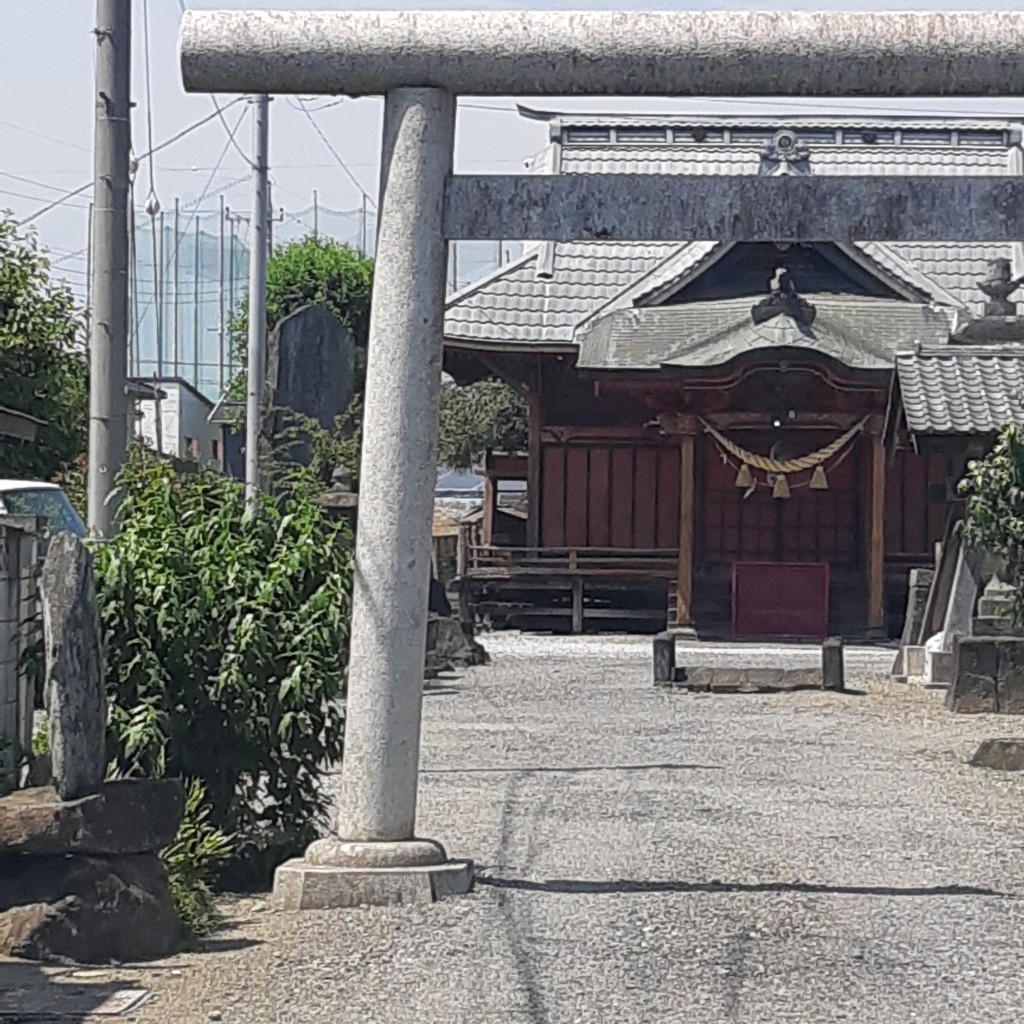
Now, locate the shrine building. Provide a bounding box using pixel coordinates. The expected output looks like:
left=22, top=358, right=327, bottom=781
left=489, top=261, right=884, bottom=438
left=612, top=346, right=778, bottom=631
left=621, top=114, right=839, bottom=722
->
left=443, top=110, right=1024, bottom=640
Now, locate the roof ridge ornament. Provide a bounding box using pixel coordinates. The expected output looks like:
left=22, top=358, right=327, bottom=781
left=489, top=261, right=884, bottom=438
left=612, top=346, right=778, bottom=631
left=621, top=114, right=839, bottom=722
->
left=751, top=268, right=817, bottom=327
left=977, top=257, right=1024, bottom=316
left=951, top=256, right=1024, bottom=343
left=759, top=130, right=812, bottom=177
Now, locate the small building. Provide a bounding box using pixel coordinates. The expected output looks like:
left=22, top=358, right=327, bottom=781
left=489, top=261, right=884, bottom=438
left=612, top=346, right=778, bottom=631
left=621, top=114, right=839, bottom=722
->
left=444, top=109, right=1024, bottom=639
left=134, top=377, right=223, bottom=469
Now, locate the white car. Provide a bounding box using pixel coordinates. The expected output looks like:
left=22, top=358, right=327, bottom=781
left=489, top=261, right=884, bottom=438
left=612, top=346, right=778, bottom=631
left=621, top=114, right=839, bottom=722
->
left=0, top=480, right=87, bottom=546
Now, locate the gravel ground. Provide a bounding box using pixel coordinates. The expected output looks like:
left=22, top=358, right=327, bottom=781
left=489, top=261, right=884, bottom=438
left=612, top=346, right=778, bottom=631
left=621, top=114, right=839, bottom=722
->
left=19, top=633, right=1024, bottom=1023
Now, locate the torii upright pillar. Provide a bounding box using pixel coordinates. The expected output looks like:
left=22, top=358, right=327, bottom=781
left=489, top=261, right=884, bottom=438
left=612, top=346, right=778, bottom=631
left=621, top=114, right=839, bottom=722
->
left=273, top=87, right=472, bottom=909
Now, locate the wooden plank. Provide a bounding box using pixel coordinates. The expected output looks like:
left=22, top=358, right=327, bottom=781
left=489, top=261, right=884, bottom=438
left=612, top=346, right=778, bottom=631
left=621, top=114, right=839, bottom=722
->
left=656, top=446, right=680, bottom=548
left=527, top=388, right=542, bottom=549
left=571, top=576, right=584, bottom=633
left=868, top=427, right=886, bottom=633
left=540, top=444, right=565, bottom=548
left=609, top=448, right=635, bottom=548
left=482, top=475, right=496, bottom=546
left=676, top=423, right=697, bottom=629
left=633, top=448, right=659, bottom=548
left=926, top=451, right=947, bottom=548
left=487, top=451, right=528, bottom=479
left=542, top=425, right=652, bottom=443
left=564, top=447, right=589, bottom=548
left=587, top=447, right=611, bottom=548
left=902, top=449, right=927, bottom=556
left=884, top=447, right=905, bottom=556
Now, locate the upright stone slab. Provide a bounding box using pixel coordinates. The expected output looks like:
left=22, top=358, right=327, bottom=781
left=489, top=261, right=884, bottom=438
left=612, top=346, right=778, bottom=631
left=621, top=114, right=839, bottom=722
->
left=891, top=567, right=933, bottom=679
left=267, top=303, right=358, bottom=466
left=653, top=632, right=675, bottom=686
left=40, top=533, right=105, bottom=800
left=821, top=636, right=845, bottom=691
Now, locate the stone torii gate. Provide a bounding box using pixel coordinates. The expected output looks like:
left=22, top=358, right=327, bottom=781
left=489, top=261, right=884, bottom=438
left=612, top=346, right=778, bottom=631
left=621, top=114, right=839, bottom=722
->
left=180, top=9, right=1024, bottom=909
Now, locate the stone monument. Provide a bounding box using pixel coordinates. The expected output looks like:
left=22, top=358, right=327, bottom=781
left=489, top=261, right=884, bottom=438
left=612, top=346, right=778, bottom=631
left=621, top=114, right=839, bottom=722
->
left=0, top=533, right=183, bottom=962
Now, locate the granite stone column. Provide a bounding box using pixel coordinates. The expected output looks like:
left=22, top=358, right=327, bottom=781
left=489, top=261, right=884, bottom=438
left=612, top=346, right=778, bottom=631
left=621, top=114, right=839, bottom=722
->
left=273, top=88, right=471, bottom=909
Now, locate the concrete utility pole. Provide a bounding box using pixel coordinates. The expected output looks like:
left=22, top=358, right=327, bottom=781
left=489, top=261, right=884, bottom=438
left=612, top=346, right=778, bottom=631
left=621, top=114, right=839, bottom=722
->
left=87, top=0, right=131, bottom=538
left=244, top=95, right=270, bottom=509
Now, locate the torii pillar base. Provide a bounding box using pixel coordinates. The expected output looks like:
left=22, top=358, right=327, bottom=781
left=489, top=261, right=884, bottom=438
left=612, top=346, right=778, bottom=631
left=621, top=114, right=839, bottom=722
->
left=272, top=839, right=473, bottom=909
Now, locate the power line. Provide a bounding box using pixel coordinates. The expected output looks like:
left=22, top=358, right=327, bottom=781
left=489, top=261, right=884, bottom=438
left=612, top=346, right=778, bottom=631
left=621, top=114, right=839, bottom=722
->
left=17, top=98, right=245, bottom=225
left=0, top=118, right=91, bottom=153
left=292, top=97, right=377, bottom=209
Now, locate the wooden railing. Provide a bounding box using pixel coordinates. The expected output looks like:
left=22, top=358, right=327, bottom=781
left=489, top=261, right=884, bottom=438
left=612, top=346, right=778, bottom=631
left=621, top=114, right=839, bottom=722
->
left=464, top=545, right=678, bottom=577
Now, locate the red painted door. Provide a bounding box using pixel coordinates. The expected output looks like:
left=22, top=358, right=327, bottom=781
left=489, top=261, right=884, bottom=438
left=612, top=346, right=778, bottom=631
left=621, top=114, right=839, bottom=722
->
left=732, top=561, right=830, bottom=638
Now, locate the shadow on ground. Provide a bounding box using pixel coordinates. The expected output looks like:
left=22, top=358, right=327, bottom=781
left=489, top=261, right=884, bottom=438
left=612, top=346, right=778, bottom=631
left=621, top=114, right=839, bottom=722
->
left=422, top=762, right=722, bottom=776
left=0, top=959, right=146, bottom=1021
left=476, top=876, right=1009, bottom=898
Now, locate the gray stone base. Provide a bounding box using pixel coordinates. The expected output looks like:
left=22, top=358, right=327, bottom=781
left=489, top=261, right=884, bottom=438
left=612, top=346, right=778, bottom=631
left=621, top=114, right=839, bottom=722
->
left=905, top=645, right=926, bottom=677
left=665, top=666, right=823, bottom=693
left=925, top=648, right=955, bottom=687
left=272, top=858, right=473, bottom=910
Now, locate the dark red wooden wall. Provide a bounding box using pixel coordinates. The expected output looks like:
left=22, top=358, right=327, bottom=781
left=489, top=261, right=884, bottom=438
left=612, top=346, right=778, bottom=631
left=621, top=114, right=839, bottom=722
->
left=540, top=443, right=680, bottom=549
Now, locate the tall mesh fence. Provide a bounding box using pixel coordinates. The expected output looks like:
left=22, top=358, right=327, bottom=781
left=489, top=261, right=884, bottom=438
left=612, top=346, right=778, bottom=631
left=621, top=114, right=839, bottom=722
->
left=129, top=199, right=520, bottom=400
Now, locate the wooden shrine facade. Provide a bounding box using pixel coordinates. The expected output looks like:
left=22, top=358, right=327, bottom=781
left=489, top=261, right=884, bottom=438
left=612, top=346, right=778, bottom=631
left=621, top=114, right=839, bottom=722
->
left=451, top=333, right=964, bottom=640
left=442, top=112, right=1024, bottom=640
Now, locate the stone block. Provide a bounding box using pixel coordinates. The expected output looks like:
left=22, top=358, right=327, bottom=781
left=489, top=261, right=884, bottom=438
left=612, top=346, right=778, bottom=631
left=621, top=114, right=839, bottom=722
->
left=925, top=648, right=955, bottom=687
left=821, top=636, right=844, bottom=691
left=995, top=638, right=1024, bottom=715
left=972, top=615, right=1015, bottom=637
left=652, top=632, right=675, bottom=686
left=272, top=858, right=474, bottom=910
left=0, top=779, right=183, bottom=856
left=40, top=533, right=105, bottom=800
left=904, top=645, right=926, bottom=677
left=970, top=738, right=1024, bottom=771
left=0, top=853, right=180, bottom=963
left=947, top=637, right=999, bottom=713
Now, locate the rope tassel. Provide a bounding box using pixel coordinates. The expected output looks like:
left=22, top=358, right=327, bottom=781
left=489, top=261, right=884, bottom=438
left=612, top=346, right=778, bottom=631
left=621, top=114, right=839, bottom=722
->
left=772, top=474, right=791, bottom=499
left=809, top=464, right=829, bottom=490
left=735, top=463, right=753, bottom=489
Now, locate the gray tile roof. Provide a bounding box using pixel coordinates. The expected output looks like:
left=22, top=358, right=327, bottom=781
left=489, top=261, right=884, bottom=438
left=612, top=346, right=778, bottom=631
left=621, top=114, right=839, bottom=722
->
left=559, top=144, right=1015, bottom=177
left=897, top=348, right=1024, bottom=434
left=886, top=244, right=1019, bottom=315
left=443, top=110, right=1024, bottom=346
left=444, top=241, right=680, bottom=343
left=577, top=297, right=953, bottom=372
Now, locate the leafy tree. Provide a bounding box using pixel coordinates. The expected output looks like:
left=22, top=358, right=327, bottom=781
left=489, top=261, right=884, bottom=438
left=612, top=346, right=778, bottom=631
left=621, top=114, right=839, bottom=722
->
left=230, top=234, right=528, bottom=480
left=229, top=235, right=373, bottom=391
left=0, top=214, right=87, bottom=480
left=96, top=447, right=352, bottom=885
left=438, top=377, right=528, bottom=470
left=961, top=423, right=1024, bottom=626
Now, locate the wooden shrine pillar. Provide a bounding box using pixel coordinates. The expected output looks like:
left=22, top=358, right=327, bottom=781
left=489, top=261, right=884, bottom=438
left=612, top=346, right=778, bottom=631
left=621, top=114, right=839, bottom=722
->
left=867, top=417, right=886, bottom=635
left=676, top=416, right=698, bottom=634
left=526, top=388, right=542, bottom=552
left=482, top=474, right=496, bottom=546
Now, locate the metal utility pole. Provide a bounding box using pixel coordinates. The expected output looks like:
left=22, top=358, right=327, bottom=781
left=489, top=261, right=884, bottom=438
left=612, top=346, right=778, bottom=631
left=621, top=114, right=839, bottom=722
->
left=244, top=95, right=270, bottom=509
left=218, top=194, right=225, bottom=391
left=87, top=0, right=131, bottom=538
left=173, top=197, right=180, bottom=377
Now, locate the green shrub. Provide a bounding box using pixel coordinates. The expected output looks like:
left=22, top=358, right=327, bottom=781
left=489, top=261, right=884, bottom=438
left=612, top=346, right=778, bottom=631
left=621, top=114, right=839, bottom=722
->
left=161, top=780, right=234, bottom=941
left=96, top=448, right=352, bottom=886
left=961, top=423, right=1024, bottom=626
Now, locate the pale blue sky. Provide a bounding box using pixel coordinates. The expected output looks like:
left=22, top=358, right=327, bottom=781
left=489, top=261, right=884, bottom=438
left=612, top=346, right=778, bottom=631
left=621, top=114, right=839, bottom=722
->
left=5, top=0, right=1024, bottom=298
